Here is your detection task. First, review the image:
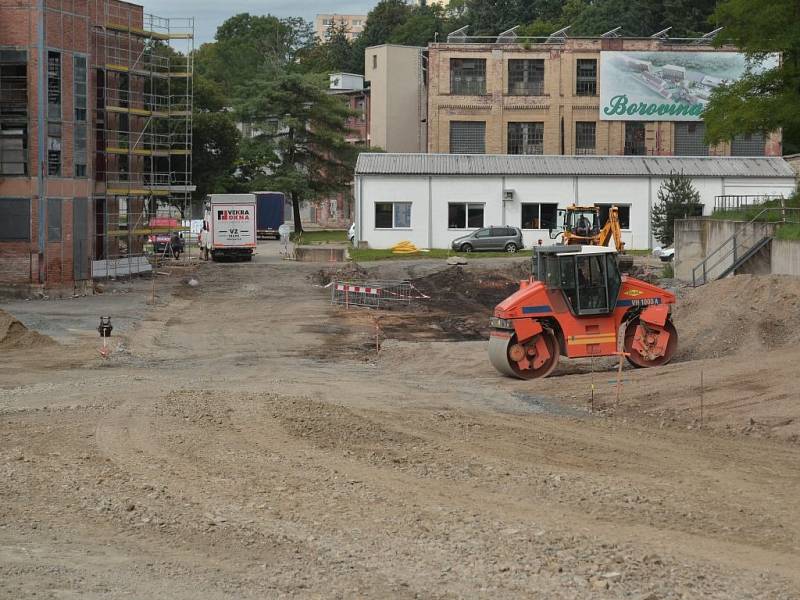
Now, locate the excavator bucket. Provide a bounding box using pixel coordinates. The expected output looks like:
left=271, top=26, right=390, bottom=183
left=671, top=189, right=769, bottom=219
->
left=617, top=255, right=634, bottom=272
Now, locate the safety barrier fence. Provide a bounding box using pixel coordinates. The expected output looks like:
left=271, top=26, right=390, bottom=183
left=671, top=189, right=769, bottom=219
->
left=330, top=280, right=429, bottom=309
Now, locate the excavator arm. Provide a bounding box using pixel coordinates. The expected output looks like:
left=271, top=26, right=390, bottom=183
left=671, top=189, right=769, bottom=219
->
left=597, top=206, right=626, bottom=252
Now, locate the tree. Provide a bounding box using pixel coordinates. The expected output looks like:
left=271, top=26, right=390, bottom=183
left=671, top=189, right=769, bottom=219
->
left=464, top=0, right=524, bottom=36
left=570, top=0, right=664, bottom=36
left=240, top=73, right=362, bottom=233
left=191, top=112, right=241, bottom=212
left=301, top=22, right=358, bottom=74
left=389, top=5, right=449, bottom=47
left=703, top=0, right=800, bottom=153
left=195, top=14, right=315, bottom=99
left=351, top=0, right=413, bottom=73
left=651, top=172, right=701, bottom=246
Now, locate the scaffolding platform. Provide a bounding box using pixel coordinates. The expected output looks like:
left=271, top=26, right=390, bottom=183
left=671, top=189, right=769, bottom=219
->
left=92, top=5, right=194, bottom=277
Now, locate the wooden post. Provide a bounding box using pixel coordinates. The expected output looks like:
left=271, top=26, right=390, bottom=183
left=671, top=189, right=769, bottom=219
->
left=614, top=352, right=630, bottom=407
left=700, top=369, right=704, bottom=429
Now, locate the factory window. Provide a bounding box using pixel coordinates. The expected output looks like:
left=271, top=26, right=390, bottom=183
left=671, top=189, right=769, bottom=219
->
left=74, top=55, right=87, bottom=121
left=375, top=202, right=411, bottom=229
left=47, top=122, right=61, bottom=176
left=47, top=198, right=62, bottom=241
left=74, top=123, right=87, bottom=177
left=118, top=198, right=128, bottom=229
left=521, top=203, right=558, bottom=229
left=119, top=112, right=129, bottom=146
left=575, top=59, right=597, bottom=96
left=118, top=72, right=129, bottom=108
left=450, top=58, right=486, bottom=95
left=731, top=132, right=765, bottom=156
left=118, top=153, right=129, bottom=181
left=0, top=51, right=28, bottom=176
left=575, top=122, right=596, bottom=155
left=47, top=51, right=61, bottom=119
left=448, top=203, right=484, bottom=229
left=0, top=198, right=30, bottom=240
left=96, top=68, right=105, bottom=110
left=508, top=59, right=544, bottom=96
left=674, top=122, right=708, bottom=156
left=596, top=204, right=631, bottom=229
left=508, top=122, right=544, bottom=155
left=449, top=121, right=485, bottom=154
left=624, top=122, right=646, bottom=155
left=0, top=124, right=27, bottom=176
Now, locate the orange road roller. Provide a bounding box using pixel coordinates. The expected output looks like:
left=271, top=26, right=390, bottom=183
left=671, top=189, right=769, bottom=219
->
left=489, top=245, right=677, bottom=379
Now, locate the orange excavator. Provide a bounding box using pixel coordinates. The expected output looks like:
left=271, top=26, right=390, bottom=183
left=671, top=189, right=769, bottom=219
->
left=549, top=205, right=634, bottom=271
left=488, top=244, right=677, bottom=379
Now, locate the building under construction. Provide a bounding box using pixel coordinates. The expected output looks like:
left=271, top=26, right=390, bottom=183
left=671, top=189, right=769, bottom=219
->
left=0, top=0, right=193, bottom=295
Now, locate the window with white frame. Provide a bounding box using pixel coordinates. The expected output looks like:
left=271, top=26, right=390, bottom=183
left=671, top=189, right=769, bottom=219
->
left=375, top=202, right=411, bottom=228
left=521, top=203, right=558, bottom=229
left=448, top=202, right=484, bottom=229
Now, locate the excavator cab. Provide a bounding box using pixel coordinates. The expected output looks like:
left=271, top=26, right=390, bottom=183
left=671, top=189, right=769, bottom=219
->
left=535, top=245, right=621, bottom=316
left=549, top=205, right=600, bottom=243
left=564, top=207, right=601, bottom=239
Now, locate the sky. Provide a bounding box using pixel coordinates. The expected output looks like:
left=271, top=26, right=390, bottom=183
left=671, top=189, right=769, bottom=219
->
left=140, top=0, right=380, bottom=46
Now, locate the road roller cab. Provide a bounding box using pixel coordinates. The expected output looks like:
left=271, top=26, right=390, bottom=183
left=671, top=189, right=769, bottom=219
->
left=489, top=245, right=677, bottom=379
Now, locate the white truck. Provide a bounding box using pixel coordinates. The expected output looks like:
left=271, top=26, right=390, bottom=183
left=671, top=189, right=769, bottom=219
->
left=202, top=194, right=257, bottom=262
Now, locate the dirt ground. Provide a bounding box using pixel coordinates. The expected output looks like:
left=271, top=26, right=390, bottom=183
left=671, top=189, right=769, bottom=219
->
left=1, top=246, right=799, bottom=599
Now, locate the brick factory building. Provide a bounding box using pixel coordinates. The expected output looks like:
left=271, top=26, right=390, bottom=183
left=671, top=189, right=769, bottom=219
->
left=0, top=0, right=193, bottom=296
left=425, top=32, right=781, bottom=157
left=365, top=30, right=780, bottom=159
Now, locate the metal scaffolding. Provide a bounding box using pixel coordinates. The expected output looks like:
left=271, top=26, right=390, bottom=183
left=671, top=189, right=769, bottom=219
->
left=92, top=2, right=194, bottom=276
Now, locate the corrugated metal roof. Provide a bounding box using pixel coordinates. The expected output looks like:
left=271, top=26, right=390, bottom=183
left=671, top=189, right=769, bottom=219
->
left=355, top=154, right=796, bottom=178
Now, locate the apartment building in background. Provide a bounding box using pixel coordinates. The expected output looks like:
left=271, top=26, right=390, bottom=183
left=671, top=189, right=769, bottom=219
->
left=315, top=14, right=366, bottom=41
left=426, top=35, right=781, bottom=157
left=0, top=0, right=193, bottom=294
left=364, top=45, right=426, bottom=153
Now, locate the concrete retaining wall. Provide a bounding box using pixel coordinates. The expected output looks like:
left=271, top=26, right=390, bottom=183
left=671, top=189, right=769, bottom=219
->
left=771, top=239, right=800, bottom=275
left=675, top=219, right=800, bottom=281
left=294, top=246, right=346, bottom=263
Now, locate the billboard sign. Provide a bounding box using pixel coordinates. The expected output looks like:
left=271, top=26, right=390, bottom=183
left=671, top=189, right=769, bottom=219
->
left=599, top=51, right=778, bottom=121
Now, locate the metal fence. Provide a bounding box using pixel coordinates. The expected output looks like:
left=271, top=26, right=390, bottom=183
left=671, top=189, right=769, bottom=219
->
left=330, top=280, right=427, bottom=308
left=713, top=194, right=786, bottom=213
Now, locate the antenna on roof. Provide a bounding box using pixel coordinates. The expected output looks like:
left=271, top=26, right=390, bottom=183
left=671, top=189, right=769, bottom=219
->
left=496, top=25, right=519, bottom=44
left=447, top=25, right=468, bottom=43
left=694, top=27, right=723, bottom=44
left=600, top=27, right=622, bottom=38
left=546, top=25, right=570, bottom=43
left=650, top=27, right=671, bottom=39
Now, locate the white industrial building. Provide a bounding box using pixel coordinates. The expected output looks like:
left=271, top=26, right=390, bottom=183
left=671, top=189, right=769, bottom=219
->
left=353, top=154, right=797, bottom=250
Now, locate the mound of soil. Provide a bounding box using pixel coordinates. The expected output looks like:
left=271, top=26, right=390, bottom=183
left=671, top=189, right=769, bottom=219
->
left=375, top=266, right=528, bottom=341
left=673, top=274, right=800, bottom=361
left=310, top=263, right=369, bottom=286
left=0, top=309, right=56, bottom=350
left=410, top=266, right=525, bottom=313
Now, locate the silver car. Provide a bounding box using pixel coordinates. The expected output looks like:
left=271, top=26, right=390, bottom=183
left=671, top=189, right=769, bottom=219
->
left=451, top=226, right=524, bottom=253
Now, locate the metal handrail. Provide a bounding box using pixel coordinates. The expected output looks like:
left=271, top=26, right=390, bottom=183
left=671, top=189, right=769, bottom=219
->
left=691, top=206, right=800, bottom=286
